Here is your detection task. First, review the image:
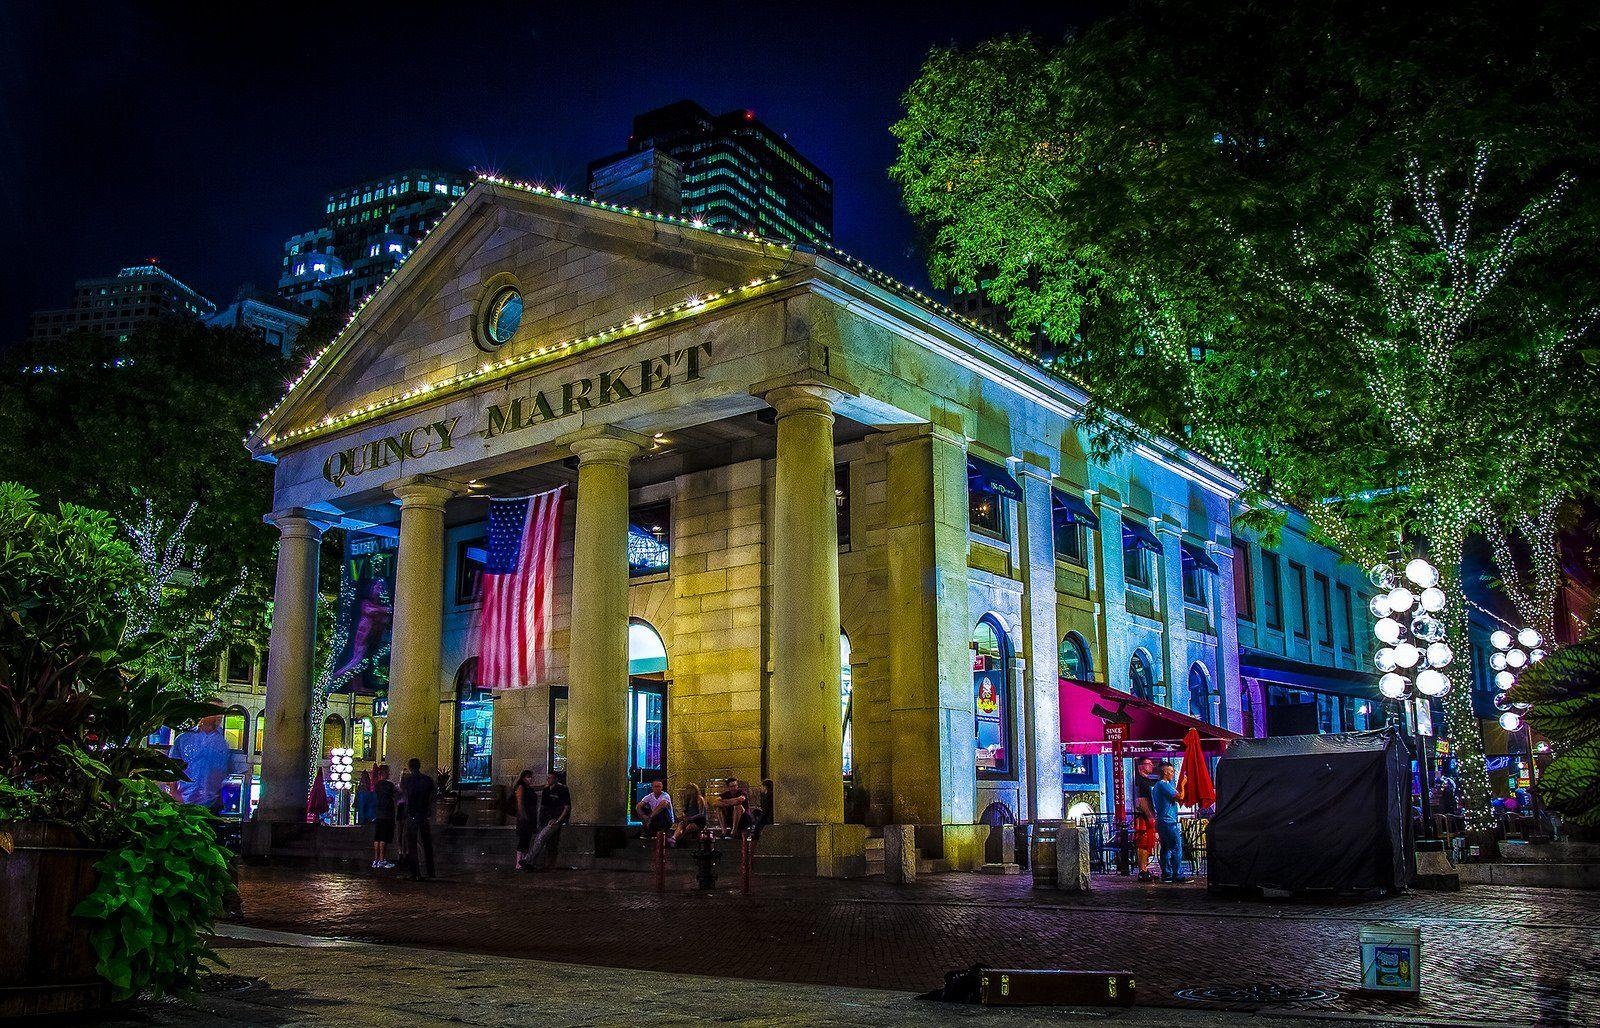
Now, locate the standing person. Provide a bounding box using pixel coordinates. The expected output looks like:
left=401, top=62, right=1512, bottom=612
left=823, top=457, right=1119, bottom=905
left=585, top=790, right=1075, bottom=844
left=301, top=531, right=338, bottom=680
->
left=354, top=769, right=375, bottom=826
left=524, top=771, right=570, bottom=871
left=1132, top=756, right=1159, bottom=882
left=512, top=770, right=539, bottom=869
left=635, top=780, right=674, bottom=842
left=1152, top=762, right=1188, bottom=884
left=399, top=757, right=436, bottom=881
left=370, top=765, right=396, bottom=869
left=170, top=714, right=231, bottom=813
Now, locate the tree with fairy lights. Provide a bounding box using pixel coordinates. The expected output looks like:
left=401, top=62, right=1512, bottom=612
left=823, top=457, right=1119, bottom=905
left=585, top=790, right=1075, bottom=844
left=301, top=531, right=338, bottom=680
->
left=892, top=2, right=1600, bottom=833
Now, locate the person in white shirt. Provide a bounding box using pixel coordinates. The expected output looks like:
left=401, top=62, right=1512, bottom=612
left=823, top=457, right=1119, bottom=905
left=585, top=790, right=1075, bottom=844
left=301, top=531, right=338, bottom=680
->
left=635, top=780, right=674, bottom=842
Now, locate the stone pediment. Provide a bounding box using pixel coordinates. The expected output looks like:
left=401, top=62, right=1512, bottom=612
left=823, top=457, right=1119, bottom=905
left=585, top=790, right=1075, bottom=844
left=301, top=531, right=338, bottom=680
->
left=249, top=181, right=807, bottom=457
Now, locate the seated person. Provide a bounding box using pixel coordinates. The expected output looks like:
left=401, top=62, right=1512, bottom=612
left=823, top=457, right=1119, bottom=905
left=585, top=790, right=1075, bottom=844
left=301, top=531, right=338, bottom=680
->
left=670, top=784, right=707, bottom=847
left=716, top=776, right=751, bottom=835
left=635, top=780, right=674, bottom=841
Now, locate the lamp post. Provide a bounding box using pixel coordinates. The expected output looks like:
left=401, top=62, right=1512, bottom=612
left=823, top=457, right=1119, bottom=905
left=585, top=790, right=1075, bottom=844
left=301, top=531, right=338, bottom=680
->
left=1370, top=558, right=1453, bottom=842
left=1489, top=627, right=1545, bottom=820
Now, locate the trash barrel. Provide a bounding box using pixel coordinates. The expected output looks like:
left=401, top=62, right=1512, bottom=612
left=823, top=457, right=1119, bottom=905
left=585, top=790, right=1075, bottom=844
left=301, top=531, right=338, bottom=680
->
left=1359, top=923, right=1422, bottom=995
left=1031, top=825, right=1058, bottom=890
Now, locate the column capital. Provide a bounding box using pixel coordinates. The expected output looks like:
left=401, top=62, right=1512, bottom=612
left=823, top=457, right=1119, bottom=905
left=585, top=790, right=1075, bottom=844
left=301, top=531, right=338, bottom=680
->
left=762, top=382, right=846, bottom=420
left=387, top=474, right=464, bottom=510
left=1154, top=517, right=1185, bottom=539
left=264, top=507, right=336, bottom=539
left=879, top=422, right=966, bottom=450
left=570, top=433, right=641, bottom=467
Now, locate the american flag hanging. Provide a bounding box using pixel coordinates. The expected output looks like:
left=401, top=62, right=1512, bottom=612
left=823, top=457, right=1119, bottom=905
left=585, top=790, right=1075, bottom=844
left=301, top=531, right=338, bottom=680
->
left=476, top=486, right=566, bottom=689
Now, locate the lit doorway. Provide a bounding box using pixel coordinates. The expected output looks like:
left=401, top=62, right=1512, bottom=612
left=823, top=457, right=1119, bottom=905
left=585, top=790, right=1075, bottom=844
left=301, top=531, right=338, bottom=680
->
left=626, top=620, right=668, bottom=820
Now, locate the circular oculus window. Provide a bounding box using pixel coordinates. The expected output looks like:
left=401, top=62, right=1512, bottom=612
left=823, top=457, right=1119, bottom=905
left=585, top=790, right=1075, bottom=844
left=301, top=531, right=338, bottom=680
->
left=482, top=287, right=523, bottom=347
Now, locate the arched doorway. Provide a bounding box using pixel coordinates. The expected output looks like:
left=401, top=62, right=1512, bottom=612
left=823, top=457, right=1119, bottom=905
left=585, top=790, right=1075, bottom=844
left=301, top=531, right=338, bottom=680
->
left=626, top=619, right=668, bottom=819
left=454, top=658, right=493, bottom=787
left=972, top=615, right=1013, bottom=779
left=841, top=632, right=854, bottom=781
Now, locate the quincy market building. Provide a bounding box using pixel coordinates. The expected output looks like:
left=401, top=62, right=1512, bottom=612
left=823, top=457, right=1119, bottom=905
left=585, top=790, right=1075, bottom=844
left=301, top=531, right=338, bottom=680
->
left=247, top=181, right=1382, bottom=873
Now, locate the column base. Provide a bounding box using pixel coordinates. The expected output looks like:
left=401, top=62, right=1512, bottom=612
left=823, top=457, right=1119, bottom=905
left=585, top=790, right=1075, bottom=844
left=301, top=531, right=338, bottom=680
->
left=755, top=823, right=868, bottom=878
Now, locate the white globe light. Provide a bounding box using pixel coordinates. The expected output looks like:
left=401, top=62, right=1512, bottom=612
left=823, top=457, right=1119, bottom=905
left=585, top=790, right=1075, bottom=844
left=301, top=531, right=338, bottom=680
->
left=1369, top=563, right=1397, bottom=590
left=1493, top=692, right=1512, bottom=711
left=1415, top=668, right=1448, bottom=696
left=1494, top=670, right=1516, bottom=689
left=1404, top=558, right=1438, bottom=588
left=1530, top=648, right=1546, bottom=663
left=1369, top=594, right=1393, bottom=619
left=1517, top=628, right=1543, bottom=649
left=1387, top=587, right=1415, bottom=613
left=1374, top=617, right=1403, bottom=645
left=1506, top=648, right=1528, bottom=669
left=1490, top=630, right=1513, bottom=651
left=1499, top=711, right=1522, bottom=732
left=1425, top=642, right=1453, bottom=668
left=1374, top=647, right=1398, bottom=673
left=1393, top=642, right=1421, bottom=669
left=1419, top=587, right=1446, bottom=613
left=1489, top=651, right=1508, bottom=671
left=1379, top=672, right=1409, bottom=699
left=1411, top=615, right=1445, bottom=643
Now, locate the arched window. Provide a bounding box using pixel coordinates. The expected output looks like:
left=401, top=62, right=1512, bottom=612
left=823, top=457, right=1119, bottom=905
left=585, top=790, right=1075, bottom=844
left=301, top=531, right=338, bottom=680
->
left=253, top=710, right=264, bottom=756
left=1059, top=633, right=1092, bottom=682
left=321, top=713, right=345, bottom=757
left=973, top=615, right=1013, bottom=779
left=219, top=706, right=247, bottom=753
left=628, top=620, right=668, bottom=676
left=1128, top=651, right=1154, bottom=702
left=841, top=632, right=854, bottom=779
left=455, top=658, right=492, bottom=787
left=1188, top=663, right=1214, bottom=725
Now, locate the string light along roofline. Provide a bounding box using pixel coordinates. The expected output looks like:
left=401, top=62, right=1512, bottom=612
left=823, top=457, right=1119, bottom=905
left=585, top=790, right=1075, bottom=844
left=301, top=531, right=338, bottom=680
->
left=246, top=172, right=1248, bottom=493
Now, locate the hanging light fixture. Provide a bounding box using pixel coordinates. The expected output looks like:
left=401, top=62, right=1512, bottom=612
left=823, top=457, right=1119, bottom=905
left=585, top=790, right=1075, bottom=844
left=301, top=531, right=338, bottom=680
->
left=1379, top=673, right=1409, bottom=699
left=1404, top=559, right=1439, bottom=588
left=1415, top=668, right=1449, bottom=697
left=1499, top=711, right=1522, bottom=732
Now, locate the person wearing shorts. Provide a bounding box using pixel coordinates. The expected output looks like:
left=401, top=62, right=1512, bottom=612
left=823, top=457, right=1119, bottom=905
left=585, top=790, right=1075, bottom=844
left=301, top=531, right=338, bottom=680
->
left=371, top=764, right=396, bottom=869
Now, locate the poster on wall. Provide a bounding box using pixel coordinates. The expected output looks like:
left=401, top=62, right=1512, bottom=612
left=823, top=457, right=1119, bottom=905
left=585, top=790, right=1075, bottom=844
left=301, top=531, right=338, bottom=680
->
left=974, top=665, right=1008, bottom=774
left=330, top=532, right=397, bottom=695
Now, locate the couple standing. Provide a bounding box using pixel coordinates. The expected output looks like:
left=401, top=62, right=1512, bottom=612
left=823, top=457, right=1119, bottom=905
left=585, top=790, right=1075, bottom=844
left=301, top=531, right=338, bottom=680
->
left=1133, top=757, right=1189, bottom=884
left=512, top=770, right=571, bottom=871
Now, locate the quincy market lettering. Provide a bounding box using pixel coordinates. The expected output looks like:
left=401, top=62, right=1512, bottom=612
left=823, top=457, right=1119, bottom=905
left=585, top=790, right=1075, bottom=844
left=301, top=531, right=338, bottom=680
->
left=319, top=342, right=712, bottom=487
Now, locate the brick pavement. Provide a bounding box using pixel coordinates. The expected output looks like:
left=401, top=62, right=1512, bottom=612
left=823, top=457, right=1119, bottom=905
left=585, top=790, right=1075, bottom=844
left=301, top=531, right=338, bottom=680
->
left=234, top=865, right=1598, bottom=1026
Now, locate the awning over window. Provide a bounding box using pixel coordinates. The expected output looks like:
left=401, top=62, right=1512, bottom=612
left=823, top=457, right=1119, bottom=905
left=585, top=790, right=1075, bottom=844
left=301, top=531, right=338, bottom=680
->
left=1121, top=517, right=1162, bottom=553
left=1240, top=649, right=1381, bottom=702
left=1053, top=489, right=1099, bottom=526
left=1181, top=541, right=1219, bottom=574
left=1060, top=677, right=1242, bottom=756
left=967, top=455, right=1023, bottom=501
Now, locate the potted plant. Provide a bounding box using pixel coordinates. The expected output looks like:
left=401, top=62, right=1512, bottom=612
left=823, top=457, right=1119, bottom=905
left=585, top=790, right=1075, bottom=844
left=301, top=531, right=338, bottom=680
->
left=0, top=484, right=233, bottom=1016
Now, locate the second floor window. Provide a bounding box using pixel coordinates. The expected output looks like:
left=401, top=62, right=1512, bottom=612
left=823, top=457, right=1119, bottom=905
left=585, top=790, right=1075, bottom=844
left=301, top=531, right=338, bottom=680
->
left=1051, top=489, right=1097, bottom=565
left=1232, top=539, right=1255, bottom=621
left=1338, top=583, right=1356, bottom=653
left=1290, top=562, right=1310, bottom=639
left=1261, top=551, right=1284, bottom=630
left=628, top=501, right=671, bottom=578
left=967, top=455, right=1021, bottom=542
left=1315, top=573, right=1334, bottom=647
left=1122, top=517, right=1160, bottom=589
left=1181, top=542, right=1217, bottom=607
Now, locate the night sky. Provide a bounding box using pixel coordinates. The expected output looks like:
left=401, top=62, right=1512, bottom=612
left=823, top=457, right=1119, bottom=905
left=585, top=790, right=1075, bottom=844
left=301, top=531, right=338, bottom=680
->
left=3, top=1, right=1108, bottom=344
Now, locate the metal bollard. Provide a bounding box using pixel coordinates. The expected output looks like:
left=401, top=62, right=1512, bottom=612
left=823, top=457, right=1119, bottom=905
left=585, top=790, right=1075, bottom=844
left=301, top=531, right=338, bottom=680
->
left=653, top=831, right=667, bottom=893
left=692, top=832, right=722, bottom=889
left=741, top=832, right=754, bottom=895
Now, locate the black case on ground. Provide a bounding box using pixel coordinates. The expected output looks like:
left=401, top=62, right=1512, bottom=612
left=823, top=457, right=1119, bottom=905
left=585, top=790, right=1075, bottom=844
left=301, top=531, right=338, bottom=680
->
left=976, top=969, right=1136, bottom=1007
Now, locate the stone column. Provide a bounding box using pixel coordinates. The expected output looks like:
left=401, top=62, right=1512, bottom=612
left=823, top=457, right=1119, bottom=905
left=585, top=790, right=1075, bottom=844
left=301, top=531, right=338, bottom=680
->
left=767, top=385, right=845, bottom=825
left=1093, top=497, right=1132, bottom=693
left=885, top=425, right=974, bottom=825
left=386, top=477, right=458, bottom=779
left=566, top=435, right=638, bottom=825
left=1016, top=464, right=1064, bottom=822
left=258, top=509, right=330, bottom=822
left=1156, top=518, right=1190, bottom=713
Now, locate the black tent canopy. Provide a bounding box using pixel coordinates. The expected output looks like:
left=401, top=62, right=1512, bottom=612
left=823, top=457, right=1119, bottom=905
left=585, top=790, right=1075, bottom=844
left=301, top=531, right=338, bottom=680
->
left=1208, top=729, right=1412, bottom=893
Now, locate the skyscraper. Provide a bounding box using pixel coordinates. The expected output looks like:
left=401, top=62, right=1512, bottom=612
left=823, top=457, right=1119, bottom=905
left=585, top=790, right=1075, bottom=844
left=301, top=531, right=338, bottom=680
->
left=588, top=101, right=833, bottom=246
left=278, top=168, right=474, bottom=309
left=26, top=263, right=215, bottom=345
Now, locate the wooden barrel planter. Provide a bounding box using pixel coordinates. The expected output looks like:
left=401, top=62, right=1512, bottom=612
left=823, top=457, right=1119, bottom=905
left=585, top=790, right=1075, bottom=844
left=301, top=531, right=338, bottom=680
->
left=0, top=822, right=111, bottom=1018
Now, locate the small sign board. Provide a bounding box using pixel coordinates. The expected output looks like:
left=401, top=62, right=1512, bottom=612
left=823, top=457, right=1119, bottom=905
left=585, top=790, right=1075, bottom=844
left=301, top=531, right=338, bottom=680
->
left=1359, top=924, right=1421, bottom=995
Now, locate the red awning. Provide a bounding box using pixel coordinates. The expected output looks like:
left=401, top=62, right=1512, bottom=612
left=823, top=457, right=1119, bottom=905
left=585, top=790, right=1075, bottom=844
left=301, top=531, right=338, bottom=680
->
left=1060, top=678, right=1242, bottom=756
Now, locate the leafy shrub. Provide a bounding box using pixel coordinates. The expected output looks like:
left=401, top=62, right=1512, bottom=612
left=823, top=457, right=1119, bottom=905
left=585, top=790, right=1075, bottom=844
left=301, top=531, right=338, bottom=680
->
left=73, top=782, right=232, bottom=999
left=1518, top=635, right=1600, bottom=828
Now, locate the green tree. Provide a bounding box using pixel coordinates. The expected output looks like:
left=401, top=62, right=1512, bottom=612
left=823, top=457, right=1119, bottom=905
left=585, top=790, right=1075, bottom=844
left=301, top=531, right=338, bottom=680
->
left=0, top=320, right=290, bottom=650
left=890, top=0, right=1600, bottom=830
left=1517, top=634, right=1600, bottom=829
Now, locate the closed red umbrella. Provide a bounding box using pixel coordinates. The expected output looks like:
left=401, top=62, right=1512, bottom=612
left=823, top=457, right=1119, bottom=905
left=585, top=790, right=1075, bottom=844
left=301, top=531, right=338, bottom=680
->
left=1176, top=727, right=1216, bottom=809
left=306, top=766, right=331, bottom=822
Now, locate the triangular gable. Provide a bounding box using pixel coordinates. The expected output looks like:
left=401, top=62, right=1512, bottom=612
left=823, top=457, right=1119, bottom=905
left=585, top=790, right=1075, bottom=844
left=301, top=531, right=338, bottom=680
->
left=249, top=180, right=808, bottom=456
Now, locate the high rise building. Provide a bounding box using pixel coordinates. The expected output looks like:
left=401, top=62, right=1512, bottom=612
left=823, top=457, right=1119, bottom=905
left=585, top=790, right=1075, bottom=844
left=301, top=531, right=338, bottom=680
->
left=27, top=263, right=215, bottom=345
left=205, top=294, right=310, bottom=356
left=588, top=100, right=833, bottom=246
left=278, top=168, right=473, bottom=309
